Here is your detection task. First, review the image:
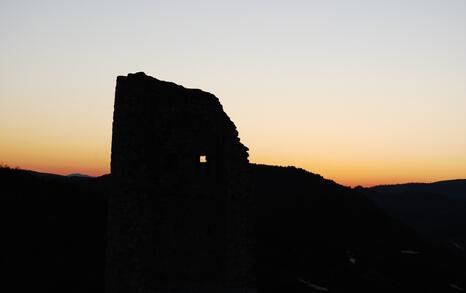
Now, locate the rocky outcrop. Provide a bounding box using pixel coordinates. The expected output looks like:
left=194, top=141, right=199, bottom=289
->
left=106, top=72, right=254, bottom=292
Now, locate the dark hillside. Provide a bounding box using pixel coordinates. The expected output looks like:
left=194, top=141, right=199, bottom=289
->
left=367, top=180, right=466, bottom=256
left=251, top=164, right=466, bottom=292
left=370, top=180, right=466, bottom=201
left=0, top=167, right=108, bottom=293
left=1, top=166, right=465, bottom=292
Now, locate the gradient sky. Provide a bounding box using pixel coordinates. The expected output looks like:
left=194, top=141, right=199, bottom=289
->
left=1, top=0, right=466, bottom=186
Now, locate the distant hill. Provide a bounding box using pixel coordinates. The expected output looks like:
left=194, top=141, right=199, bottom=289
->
left=370, top=179, right=466, bottom=201
left=366, top=180, right=466, bottom=255
left=67, top=173, right=94, bottom=178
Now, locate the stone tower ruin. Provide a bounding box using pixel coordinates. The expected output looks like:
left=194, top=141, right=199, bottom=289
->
left=106, top=72, right=254, bottom=292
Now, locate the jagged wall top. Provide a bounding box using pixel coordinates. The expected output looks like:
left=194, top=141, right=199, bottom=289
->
left=111, top=72, right=249, bottom=186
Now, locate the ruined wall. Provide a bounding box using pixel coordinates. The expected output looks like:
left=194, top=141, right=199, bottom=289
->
left=106, top=72, right=254, bottom=292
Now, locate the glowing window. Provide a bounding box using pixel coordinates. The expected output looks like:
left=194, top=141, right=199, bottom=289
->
left=200, top=155, right=207, bottom=163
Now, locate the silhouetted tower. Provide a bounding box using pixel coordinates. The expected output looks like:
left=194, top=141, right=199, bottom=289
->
left=106, top=72, right=254, bottom=293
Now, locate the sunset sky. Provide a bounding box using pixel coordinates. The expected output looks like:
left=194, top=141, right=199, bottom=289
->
left=1, top=0, right=466, bottom=186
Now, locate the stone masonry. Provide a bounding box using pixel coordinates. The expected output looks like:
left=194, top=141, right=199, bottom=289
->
left=106, top=72, right=255, bottom=293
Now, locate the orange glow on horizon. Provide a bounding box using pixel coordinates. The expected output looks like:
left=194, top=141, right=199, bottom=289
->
left=0, top=158, right=109, bottom=177
left=0, top=160, right=430, bottom=187
left=2, top=109, right=465, bottom=187
left=2, top=100, right=466, bottom=187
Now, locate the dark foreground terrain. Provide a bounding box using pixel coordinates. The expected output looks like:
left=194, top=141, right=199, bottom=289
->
left=0, top=166, right=465, bottom=292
